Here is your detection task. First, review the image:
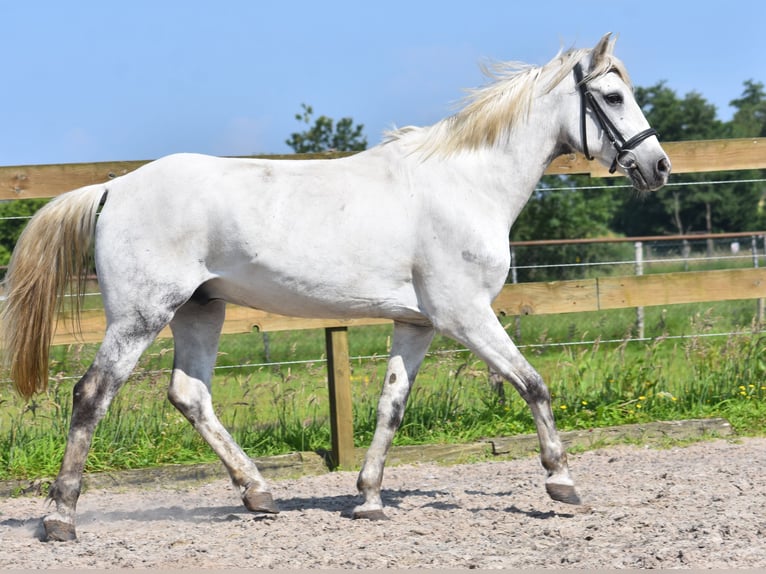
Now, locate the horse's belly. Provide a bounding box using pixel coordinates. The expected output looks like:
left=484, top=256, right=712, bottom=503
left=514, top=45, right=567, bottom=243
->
left=198, top=269, right=424, bottom=323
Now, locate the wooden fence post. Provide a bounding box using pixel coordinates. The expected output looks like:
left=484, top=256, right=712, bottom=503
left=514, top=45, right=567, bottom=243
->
left=635, top=241, right=644, bottom=339
left=325, top=326, right=355, bottom=469
left=751, top=235, right=764, bottom=327
left=509, top=245, right=521, bottom=343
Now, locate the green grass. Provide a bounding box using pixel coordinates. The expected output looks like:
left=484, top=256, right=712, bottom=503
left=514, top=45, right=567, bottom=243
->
left=2, top=299, right=766, bottom=482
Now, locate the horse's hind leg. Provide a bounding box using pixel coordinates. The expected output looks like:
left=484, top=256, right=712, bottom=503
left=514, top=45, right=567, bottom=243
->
left=43, top=324, right=162, bottom=541
left=353, top=321, right=434, bottom=520
left=167, top=298, right=278, bottom=514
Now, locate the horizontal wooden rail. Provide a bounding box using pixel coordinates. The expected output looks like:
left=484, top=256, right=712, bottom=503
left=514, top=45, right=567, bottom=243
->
left=1, top=138, right=763, bottom=201
left=494, top=268, right=766, bottom=316
left=510, top=230, right=766, bottom=247
left=50, top=306, right=390, bottom=346
left=547, top=137, right=766, bottom=178
left=49, top=268, right=766, bottom=346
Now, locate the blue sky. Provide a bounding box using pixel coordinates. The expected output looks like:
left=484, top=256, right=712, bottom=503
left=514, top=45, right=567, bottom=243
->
left=2, top=1, right=763, bottom=166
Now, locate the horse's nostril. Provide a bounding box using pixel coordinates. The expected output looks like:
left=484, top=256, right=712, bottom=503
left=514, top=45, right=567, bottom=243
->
left=657, top=157, right=672, bottom=176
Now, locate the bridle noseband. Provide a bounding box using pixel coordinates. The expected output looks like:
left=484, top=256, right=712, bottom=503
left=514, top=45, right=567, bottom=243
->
left=573, top=63, right=658, bottom=174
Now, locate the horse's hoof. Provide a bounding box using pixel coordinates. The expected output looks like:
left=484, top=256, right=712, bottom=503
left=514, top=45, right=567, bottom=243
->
left=352, top=508, right=390, bottom=521
left=242, top=489, right=280, bottom=514
left=546, top=481, right=582, bottom=505
left=42, top=517, right=77, bottom=542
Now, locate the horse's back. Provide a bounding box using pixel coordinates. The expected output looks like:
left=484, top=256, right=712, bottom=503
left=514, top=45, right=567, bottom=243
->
left=94, top=151, right=428, bottom=321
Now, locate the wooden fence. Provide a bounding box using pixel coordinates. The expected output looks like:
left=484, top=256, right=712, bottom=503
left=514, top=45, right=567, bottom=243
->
left=1, top=137, right=765, bottom=468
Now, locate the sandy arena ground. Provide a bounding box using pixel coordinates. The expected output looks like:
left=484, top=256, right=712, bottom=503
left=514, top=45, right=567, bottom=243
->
left=2, top=437, right=765, bottom=569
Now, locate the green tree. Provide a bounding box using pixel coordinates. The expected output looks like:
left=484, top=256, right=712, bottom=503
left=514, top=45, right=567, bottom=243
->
left=0, top=198, right=48, bottom=269
left=727, top=80, right=766, bottom=229
left=729, top=80, right=766, bottom=138
left=285, top=103, right=367, bottom=153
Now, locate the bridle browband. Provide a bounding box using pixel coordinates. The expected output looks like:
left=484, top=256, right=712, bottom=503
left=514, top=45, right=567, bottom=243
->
left=573, top=62, right=658, bottom=174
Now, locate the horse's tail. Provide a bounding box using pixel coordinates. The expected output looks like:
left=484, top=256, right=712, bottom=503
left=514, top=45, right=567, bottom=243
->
left=1, top=184, right=107, bottom=399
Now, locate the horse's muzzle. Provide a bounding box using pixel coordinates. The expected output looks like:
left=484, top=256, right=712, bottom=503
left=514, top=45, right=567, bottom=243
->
left=628, top=154, right=671, bottom=192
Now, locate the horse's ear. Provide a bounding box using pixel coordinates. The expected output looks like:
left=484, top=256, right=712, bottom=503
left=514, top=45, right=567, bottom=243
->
left=590, top=33, right=616, bottom=70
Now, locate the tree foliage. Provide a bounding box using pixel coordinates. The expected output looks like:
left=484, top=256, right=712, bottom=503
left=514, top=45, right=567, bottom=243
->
left=285, top=103, right=367, bottom=153
left=729, top=80, right=766, bottom=138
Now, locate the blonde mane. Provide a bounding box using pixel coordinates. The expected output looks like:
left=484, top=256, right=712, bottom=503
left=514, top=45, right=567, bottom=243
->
left=385, top=34, right=630, bottom=157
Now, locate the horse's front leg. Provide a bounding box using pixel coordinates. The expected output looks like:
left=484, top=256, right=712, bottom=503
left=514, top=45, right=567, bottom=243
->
left=445, top=307, right=580, bottom=505
left=353, top=322, right=434, bottom=520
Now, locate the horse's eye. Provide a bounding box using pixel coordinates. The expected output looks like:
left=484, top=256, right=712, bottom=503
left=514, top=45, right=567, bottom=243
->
left=605, top=93, right=623, bottom=106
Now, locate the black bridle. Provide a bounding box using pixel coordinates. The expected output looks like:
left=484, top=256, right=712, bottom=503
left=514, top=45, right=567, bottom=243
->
left=573, top=62, right=658, bottom=174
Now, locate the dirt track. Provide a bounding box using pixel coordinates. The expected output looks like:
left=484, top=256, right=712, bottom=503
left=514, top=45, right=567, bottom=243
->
left=2, top=437, right=766, bottom=569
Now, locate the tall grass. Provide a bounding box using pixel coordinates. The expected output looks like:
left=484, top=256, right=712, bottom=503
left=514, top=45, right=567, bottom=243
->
left=2, top=301, right=765, bottom=481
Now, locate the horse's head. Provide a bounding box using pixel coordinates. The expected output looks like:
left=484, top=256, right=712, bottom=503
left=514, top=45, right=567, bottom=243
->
left=567, top=34, right=671, bottom=192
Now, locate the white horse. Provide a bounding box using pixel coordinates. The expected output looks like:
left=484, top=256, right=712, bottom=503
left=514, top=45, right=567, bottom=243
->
left=1, top=33, right=669, bottom=541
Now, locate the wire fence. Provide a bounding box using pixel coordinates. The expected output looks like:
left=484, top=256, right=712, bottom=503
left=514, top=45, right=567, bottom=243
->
left=510, top=232, right=766, bottom=282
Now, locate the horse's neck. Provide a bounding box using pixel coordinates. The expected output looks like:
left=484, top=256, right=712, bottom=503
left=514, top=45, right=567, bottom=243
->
left=380, top=97, right=564, bottom=228
left=442, top=121, right=561, bottom=228
left=496, top=84, right=574, bottom=222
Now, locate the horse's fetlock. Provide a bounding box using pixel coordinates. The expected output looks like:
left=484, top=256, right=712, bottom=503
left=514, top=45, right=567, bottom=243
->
left=48, top=478, right=81, bottom=509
